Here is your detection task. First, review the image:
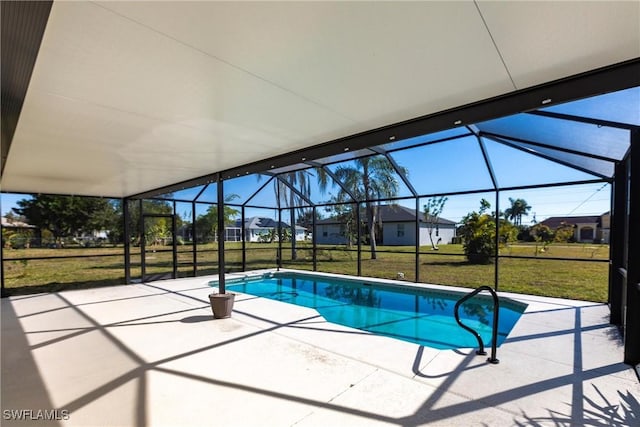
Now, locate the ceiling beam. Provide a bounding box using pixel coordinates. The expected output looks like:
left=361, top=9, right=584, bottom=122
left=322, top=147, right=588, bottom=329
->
left=527, top=110, right=639, bottom=131
left=484, top=135, right=612, bottom=181
left=478, top=130, right=621, bottom=163
left=130, top=59, right=638, bottom=200
left=216, top=58, right=640, bottom=182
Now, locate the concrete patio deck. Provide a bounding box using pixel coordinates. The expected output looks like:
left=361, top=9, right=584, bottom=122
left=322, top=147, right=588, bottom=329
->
left=2, top=271, right=638, bottom=426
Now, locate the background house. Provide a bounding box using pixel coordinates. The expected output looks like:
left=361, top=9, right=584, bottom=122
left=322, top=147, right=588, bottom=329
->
left=599, top=211, right=611, bottom=243
left=1, top=216, right=36, bottom=231
left=316, top=205, right=456, bottom=246
left=1, top=216, right=38, bottom=248
left=540, top=212, right=610, bottom=243
left=227, top=216, right=307, bottom=242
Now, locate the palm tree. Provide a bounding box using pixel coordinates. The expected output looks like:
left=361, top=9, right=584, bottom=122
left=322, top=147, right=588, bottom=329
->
left=505, top=198, right=532, bottom=226
left=319, top=156, right=405, bottom=260
left=258, top=171, right=313, bottom=260
left=278, top=170, right=312, bottom=260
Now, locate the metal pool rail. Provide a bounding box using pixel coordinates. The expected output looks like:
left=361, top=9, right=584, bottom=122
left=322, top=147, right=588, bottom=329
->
left=454, top=285, right=500, bottom=364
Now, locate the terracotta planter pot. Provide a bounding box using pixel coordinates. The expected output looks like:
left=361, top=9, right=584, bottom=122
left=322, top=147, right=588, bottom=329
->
left=209, top=293, right=235, bottom=319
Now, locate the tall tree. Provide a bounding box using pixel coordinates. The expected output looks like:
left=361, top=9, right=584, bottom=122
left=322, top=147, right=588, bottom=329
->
left=297, top=208, right=321, bottom=233
left=504, top=198, right=532, bottom=226
left=323, top=198, right=359, bottom=248
left=423, top=196, right=448, bottom=250
left=278, top=171, right=312, bottom=260
left=319, top=156, right=405, bottom=259
left=13, top=195, right=118, bottom=247
left=479, top=198, right=491, bottom=214
left=195, top=194, right=239, bottom=242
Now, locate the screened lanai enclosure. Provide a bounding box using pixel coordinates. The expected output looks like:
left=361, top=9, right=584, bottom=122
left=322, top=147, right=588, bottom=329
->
left=128, top=85, right=634, bottom=287
left=1, top=1, right=639, bottom=368
left=3, top=65, right=640, bottom=367
left=114, top=73, right=640, bottom=365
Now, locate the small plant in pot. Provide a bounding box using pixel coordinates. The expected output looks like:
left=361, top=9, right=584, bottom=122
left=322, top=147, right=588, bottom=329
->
left=209, top=277, right=235, bottom=319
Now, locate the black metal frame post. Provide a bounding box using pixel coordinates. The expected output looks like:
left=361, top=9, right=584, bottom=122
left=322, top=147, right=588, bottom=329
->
left=217, top=177, right=226, bottom=293
left=624, top=129, right=640, bottom=365
left=123, top=198, right=131, bottom=284
left=290, top=205, right=296, bottom=261
left=171, top=205, right=178, bottom=279
left=609, top=161, right=627, bottom=325
left=356, top=203, right=362, bottom=276
left=139, top=199, right=145, bottom=281
left=494, top=191, right=500, bottom=291
left=241, top=206, right=246, bottom=271
left=191, top=201, right=197, bottom=276
left=476, top=134, right=500, bottom=291
left=277, top=207, right=282, bottom=269
left=415, top=197, right=420, bottom=282
left=312, top=206, right=317, bottom=271
left=277, top=184, right=283, bottom=270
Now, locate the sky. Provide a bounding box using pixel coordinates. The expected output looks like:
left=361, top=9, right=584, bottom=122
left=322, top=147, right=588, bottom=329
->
left=1, top=193, right=30, bottom=217
left=1, top=177, right=611, bottom=227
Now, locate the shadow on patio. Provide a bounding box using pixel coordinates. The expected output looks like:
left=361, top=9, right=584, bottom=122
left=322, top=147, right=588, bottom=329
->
left=2, top=278, right=638, bottom=426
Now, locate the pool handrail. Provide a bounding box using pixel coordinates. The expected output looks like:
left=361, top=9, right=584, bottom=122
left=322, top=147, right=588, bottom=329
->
left=454, top=285, right=500, bottom=364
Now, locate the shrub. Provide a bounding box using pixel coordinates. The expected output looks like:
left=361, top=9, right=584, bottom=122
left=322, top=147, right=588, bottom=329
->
left=531, top=223, right=554, bottom=243
left=554, top=222, right=575, bottom=243
left=459, top=212, right=495, bottom=264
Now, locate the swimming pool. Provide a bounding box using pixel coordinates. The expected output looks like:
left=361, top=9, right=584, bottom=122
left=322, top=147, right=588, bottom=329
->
left=213, top=272, right=527, bottom=350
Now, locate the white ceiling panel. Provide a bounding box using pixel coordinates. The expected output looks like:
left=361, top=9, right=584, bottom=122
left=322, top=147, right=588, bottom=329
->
left=27, top=1, right=358, bottom=141
left=477, top=1, right=640, bottom=88
left=96, top=1, right=514, bottom=126
left=4, top=1, right=364, bottom=197
left=2, top=1, right=639, bottom=198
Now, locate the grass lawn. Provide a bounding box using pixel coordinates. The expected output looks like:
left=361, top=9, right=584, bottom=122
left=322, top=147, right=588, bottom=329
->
left=2, top=242, right=609, bottom=302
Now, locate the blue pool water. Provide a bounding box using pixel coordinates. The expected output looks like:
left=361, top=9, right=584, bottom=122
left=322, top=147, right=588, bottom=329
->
left=217, top=272, right=527, bottom=350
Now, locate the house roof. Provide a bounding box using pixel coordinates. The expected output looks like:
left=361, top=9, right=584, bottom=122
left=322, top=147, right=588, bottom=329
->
left=1, top=216, right=36, bottom=229
left=317, top=205, right=456, bottom=226
left=234, top=216, right=305, bottom=231
left=540, top=215, right=602, bottom=229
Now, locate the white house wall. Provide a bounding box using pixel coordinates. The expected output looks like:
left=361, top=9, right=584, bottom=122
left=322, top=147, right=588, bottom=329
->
left=383, top=222, right=456, bottom=246
left=599, top=213, right=611, bottom=244
left=294, top=229, right=307, bottom=242
left=383, top=222, right=417, bottom=246
left=316, top=224, right=347, bottom=245
left=317, top=222, right=456, bottom=246
left=418, top=223, right=456, bottom=246
left=575, top=222, right=598, bottom=243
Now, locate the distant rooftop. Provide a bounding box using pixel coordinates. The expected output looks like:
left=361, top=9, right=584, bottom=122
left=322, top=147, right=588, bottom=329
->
left=1, top=216, right=35, bottom=229
left=540, top=213, right=607, bottom=229
left=317, top=205, right=456, bottom=225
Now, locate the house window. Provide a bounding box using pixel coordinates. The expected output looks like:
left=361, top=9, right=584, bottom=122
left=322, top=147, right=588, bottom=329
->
left=322, top=225, right=328, bottom=237
left=436, top=225, right=439, bottom=237
left=397, top=223, right=405, bottom=237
